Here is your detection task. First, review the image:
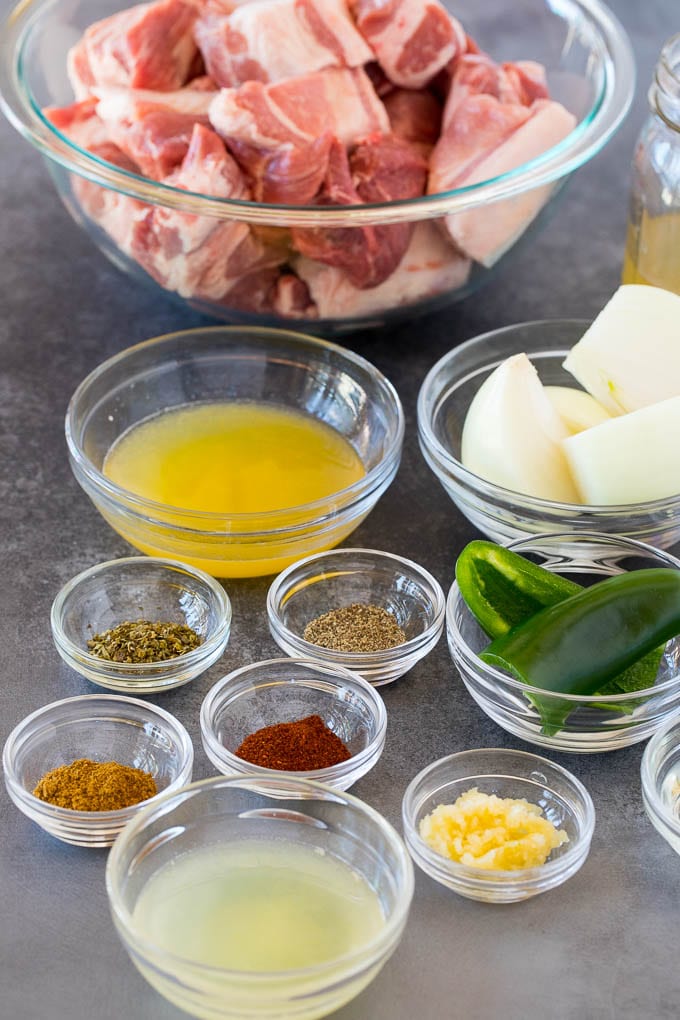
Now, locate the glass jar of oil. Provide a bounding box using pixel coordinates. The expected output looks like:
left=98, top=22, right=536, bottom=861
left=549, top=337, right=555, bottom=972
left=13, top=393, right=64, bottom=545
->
left=622, top=34, right=680, bottom=294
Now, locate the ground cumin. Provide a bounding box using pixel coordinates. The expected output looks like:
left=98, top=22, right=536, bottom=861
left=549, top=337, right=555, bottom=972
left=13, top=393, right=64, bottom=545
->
left=234, top=714, right=352, bottom=771
left=33, top=758, right=158, bottom=811
left=303, top=602, right=406, bottom=653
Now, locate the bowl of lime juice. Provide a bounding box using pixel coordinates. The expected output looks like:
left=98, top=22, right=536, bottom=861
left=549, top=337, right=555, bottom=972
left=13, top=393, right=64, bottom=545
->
left=106, top=774, right=414, bottom=1019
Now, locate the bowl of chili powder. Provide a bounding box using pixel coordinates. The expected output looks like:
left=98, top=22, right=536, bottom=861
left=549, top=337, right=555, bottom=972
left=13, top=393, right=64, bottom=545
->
left=200, top=657, right=386, bottom=791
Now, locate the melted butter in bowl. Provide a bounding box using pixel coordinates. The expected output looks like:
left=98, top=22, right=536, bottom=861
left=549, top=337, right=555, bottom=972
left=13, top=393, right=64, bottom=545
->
left=103, top=402, right=366, bottom=515
left=66, top=326, right=403, bottom=577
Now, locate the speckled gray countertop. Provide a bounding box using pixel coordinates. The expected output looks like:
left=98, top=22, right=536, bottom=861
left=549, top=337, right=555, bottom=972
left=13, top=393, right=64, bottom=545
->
left=1, top=1, right=679, bottom=1017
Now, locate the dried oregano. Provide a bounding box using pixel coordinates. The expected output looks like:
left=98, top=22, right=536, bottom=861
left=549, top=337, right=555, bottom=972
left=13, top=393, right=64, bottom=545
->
left=87, top=619, right=201, bottom=663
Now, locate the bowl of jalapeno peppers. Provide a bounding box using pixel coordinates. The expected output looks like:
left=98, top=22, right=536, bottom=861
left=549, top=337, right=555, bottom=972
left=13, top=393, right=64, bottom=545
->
left=447, top=532, right=680, bottom=753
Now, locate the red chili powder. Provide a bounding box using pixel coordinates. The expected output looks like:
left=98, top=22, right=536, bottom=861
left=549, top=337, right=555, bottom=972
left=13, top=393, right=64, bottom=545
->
left=234, top=714, right=352, bottom=771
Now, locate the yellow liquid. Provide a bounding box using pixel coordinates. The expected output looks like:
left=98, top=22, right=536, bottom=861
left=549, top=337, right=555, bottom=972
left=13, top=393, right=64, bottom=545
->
left=102, top=402, right=367, bottom=577
left=132, top=840, right=385, bottom=969
left=104, top=402, right=365, bottom=514
left=622, top=210, right=680, bottom=293
left=130, top=841, right=386, bottom=1017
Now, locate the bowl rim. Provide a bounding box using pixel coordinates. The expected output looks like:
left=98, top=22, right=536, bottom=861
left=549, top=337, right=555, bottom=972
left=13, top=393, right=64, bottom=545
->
left=199, top=655, right=388, bottom=780
left=65, top=325, right=404, bottom=531
left=105, top=772, right=415, bottom=980
left=401, top=746, right=596, bottom=882
left=0, top=0, right=634, bottom=226
left=266, top=546, right=447, bottom=663
left=417, top=317, right=680, bottom=514
left=446, top=531, right=680, bottom=704
left=2, top=692, right=194, bottom=820
left=50, top=555, right=232, bottom=676
left=640, top=709, right=680, bottom=841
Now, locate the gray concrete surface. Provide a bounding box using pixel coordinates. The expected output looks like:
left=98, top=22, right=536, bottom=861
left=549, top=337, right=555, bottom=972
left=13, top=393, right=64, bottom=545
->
left=1, top=1, right=678, bottom=1017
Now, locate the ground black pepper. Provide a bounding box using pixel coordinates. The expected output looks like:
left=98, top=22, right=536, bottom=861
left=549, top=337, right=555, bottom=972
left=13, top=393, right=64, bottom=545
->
left=303, top=602, right=406, bottom=652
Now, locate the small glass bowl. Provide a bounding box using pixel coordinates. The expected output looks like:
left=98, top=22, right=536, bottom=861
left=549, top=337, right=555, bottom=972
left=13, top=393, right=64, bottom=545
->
left=447, top=532, right=680, bottom=753
left=417, top=320, right=680, bottom=548
left=402, top=748, right=595, bottom=903
left=50, top=556, right=232, bottom=693
left=641, top=710, right=680, bottom=857
left=65, top=327, right=403, bottom=578
left=200, top=658, right=386, bottom=791
left=106, top=775, right=414, bottom=1019
left=267, top=548, right=446, bottom=685
left=2, top=694, right=194, bottom=847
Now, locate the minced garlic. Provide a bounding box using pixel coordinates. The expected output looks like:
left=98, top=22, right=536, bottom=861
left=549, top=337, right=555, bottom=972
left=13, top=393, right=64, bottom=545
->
left=419, top=787, right=568, bottom=870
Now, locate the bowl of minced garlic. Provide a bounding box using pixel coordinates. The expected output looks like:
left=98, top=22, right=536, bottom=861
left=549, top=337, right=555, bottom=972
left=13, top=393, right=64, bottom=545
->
left=419, top=788, right=568, bottom=871
left=401, top=748, right=595, bottom=903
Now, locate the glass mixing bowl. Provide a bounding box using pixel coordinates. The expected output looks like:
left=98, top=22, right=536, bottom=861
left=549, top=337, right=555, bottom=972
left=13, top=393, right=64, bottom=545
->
left=106, top=774, right=414, bottom=1019
left=402, top=748, right=595, bottom=903
left=0, top=0, right=633, bottom=333
left=446, top=533, right=680, bottom=753
left=267, top=548, right=446, bottom=685
left=3, top=694, right=193, bottom=847
left=65, top=325, right=403, bottom=578
left=417, top=319, right=680, bottom=548
left=640, top=710, right=680, bottom=858
left=50, top=556, right=232, bottom=692
left=200, top=657, right=387, bottom=791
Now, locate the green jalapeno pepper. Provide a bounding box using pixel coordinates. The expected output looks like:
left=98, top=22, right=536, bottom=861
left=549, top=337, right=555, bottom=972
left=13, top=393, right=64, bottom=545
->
left=480, top=568, right=680, bottom=733
left=455, top=540, right=663, bottom=707
left=455, top=540, right=580, bottom=639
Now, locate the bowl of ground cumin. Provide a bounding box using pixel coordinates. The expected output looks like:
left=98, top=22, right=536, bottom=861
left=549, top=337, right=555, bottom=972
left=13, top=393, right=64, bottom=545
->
left=3, top=694, right=193, bottom=846
left=267, top=548, right=446, bottom=684
left=200, top=658, right=386, bottom=791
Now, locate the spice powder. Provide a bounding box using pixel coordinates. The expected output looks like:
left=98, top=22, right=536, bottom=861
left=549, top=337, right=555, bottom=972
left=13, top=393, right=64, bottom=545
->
left=303, top=602, right=406, bottom=653
left=33, top=758, right=158, bottom=811
left=235, top=714, right=351, bottom=771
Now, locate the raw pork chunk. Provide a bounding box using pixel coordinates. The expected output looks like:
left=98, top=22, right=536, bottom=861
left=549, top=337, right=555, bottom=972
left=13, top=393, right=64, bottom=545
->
left=431, top=97, right=576, bottom=265
left=292, top=135, right=427, bottom=288
left=130, top=124, right=283, bottom=302
left=295, top=221, right=470, bottom=318
left=95, top=85, right=217, bottom=179
left=44, top=100, right=144, bottom=253
left=45, top=98, right=139, bottom=171
left=430, top=94, right=532, bottom=189
left=442, top=52, right=548, bottom=128
left=382, top=87, right=442, bottom=155
left=68, top=0, right=198, bottom=100
left=208, top=67, right=389, bottom=202
left=350, top=0, right=466, bottom=88
left=195, top=0, right=372, bottom=88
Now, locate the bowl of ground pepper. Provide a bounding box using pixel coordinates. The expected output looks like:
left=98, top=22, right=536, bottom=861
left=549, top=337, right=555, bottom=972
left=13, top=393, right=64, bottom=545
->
left=2, top=694, right=193, bottom=846
left=267, top=549, right=446, bottom=685
left=200, top=658, right=386, bottom=791
left=51, top=556, right=231, bottom=692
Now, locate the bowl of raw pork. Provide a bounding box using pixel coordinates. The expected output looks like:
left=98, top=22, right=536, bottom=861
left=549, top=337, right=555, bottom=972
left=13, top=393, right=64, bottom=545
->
left=0, top=0, right=633, bottom=332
